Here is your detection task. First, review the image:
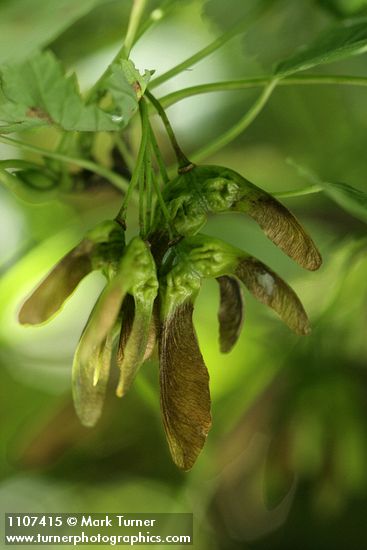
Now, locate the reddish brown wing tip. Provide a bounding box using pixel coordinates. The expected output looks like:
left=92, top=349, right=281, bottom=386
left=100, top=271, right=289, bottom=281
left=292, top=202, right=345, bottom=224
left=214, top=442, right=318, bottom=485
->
left=235, top=258, right=311, bottom=336
left=217, top=276, right=244, bottom=353
left=159, top=302, right=212, bottom=470
left=247, top=196, right=322, bottom=271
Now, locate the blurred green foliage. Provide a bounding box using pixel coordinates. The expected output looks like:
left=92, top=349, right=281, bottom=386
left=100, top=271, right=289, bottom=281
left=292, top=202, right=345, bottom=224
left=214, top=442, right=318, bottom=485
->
left=1, top=1, right=367, bottom=549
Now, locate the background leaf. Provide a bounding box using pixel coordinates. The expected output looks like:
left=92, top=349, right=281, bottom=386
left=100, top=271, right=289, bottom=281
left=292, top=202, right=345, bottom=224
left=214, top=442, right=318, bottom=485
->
left=0, top=0, right=105, bottom=65
left=276, top=18, right=367, bottom=76
left=202, top=0, right=261, bottom=31
left=287, top=159, right=367, bottom=225
left=321, top=181, right=367, bottom=223
left=317, top=0, right=367, bottom=18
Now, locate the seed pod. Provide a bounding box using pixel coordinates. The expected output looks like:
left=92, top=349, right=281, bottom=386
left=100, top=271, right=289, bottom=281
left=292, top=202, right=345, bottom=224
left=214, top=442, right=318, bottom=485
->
left=117, top=295, right=136, bottom=358
left=77, top=237, right=158, bottom=373
left=154, top=165, right=322, bottom=271
left=18, top=220, right=125, bottom=325
left=116, top=295, right=157, bottom=398
left=162, top=234, right=310, bottom=336
left=158, top=232, right=310, bottom=469
left=116, top=296, right=156, bottom=397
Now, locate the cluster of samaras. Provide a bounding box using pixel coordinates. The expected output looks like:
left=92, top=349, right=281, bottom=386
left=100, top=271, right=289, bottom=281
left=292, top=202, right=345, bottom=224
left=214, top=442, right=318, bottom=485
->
left=19, top=163, right=321, bottom=470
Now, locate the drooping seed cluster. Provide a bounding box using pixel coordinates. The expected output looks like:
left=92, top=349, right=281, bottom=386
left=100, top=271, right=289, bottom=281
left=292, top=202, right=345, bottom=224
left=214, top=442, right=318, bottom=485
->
left=19, top=163, right=321, bottom=470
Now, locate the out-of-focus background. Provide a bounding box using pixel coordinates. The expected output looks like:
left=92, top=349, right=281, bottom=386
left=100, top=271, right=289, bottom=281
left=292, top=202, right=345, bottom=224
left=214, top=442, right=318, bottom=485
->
left=1, top=1, right=367, bottom=548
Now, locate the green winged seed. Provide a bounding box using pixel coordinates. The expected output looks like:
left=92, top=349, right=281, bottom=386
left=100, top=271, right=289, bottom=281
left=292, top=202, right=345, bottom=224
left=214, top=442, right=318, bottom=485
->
left=78, top=237, right=158, bottom=367
left=162, top=234, right=310, bottom=336
left=159, top=301, right=212, bottom=470
left=116, top=295, right=157, bottom=393
left=116, top=294, right=157, bottom=398
left=85, top=219, right=125, bottom=246
left=158, top=234, right=310, bottom=469
left=157, top=165, right=322, bottom=271
left=160, top=267, right=201, bottom=320
left=217, top=275, right=244, bottom=353
left=18, top=220, right=125, bottom=326
left=19, top=241, right=93, bottom=326
left=159, top=233, right=239, bottom=319
left=72, top=321, right=119, bottom=428
left=117, top=295, right=135, bottom=359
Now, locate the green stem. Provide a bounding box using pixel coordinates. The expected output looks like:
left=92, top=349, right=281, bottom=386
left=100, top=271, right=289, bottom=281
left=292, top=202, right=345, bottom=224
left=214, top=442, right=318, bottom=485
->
left=273, top=184, right=323, bottom=199
left=150, top=170, right=173, bottom=240
left=0, top=159, right=42, bottom=170
left=148, top=123, right=169, bottom=184
left=145, top=143, right=154, bottom=233
left=0, top=135, right=129, bottom=194
left=285, top=157, right=323, bottom=186
left=116, top=99, right=150, bottom=223
left=146, top=90, right=192, bottom=170
left=159, top=74, right=367, bottom=109
left=139, top=158, right=147, bottom=237
left=56, top=131, right=75, bottom=153
left=192, top=79, right=278, bottom=162
left=149, top=2, right=268, bottom=89
left=123, top=0, right=148, bottom=58
left=86, top=0, right=147, bottom=104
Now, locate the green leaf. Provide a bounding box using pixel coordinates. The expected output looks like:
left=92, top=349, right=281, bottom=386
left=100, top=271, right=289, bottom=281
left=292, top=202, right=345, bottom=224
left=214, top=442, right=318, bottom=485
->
left=0, top=51, right=126, bottom=133
left=322, top=181, right=367, bottom=223
left=276, top=18, right=367, bottom=76
left=0, top=86, right=46, bottom=133
left=0, top=0, right=105, bottom=65
left=101, top=60, right=152, bottom=127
